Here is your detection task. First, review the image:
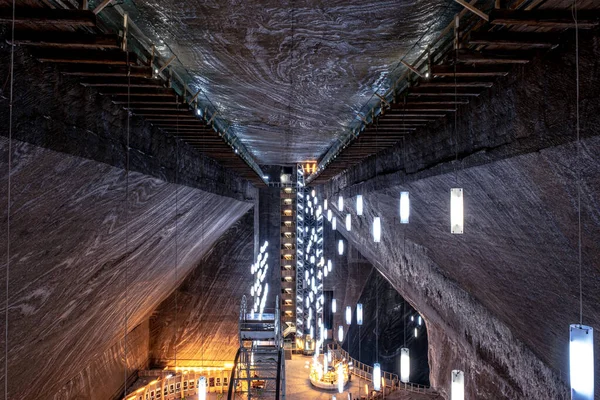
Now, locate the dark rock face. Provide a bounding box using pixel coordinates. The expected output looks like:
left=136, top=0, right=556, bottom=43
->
left=117, top=0, right=460, bottom=164
left=0, top=139, right=254, bottom=400
left=344, top=269, right=431, bottom=386
left=317, top=32, right=600, bottom=400
left=149, top=211, right=255, bottom=367
left=0, top=43, right=256, bottom=202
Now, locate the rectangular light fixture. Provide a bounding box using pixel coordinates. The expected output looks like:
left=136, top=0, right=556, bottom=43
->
left=345, top=306, right=352, bottom=325
left=570, top=324, right=594, bottom=400
left=338, top=239, right=344, bottom=255
left=198, top=377, right=207, bottom=400
left=451, top=370, right=464, bottom=400
left=324, top=199, right=328, bottom=210
left=400, top=348, right=410, bottom=383
left=338, top=364, right=344, bottom=393
left=356, top=303, right=363, bottom=326
left=332, top=217, right=337, bottom=230
left=373, top=217, right=381, bottom=243
left=338, top=325, right=344, bottom=342
left=357, top=195, right=363, bottom=216
left=400, top=191, right=410, bottom=224
left=338, top=195, right=344, bottom=211
left=373, top=363, right=381, bottom=391
left=450, top=188, right=463, bottom=234
left=332, top=298, right=337, bottom=313
left=345, top=214, right=351, bottom=231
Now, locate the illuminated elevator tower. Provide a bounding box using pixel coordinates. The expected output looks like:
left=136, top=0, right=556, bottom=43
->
left=280, top=168, right=297, bottom=338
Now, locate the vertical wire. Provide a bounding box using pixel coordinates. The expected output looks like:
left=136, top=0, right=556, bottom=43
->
left=123, top=42, right=132, bottom=399
left=175, top=98, right=179, bottom=373
left=454, top=36, right=459, bottom=185
left=572, top=0, right=582, bottom=325
left=5, top=1, right=15, bottom=398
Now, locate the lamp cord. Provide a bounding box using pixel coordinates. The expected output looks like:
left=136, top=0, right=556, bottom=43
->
left=175, top=100, right=180, bottom=371
left=123, top=44, right=132, bottom=398
left=572, top=0, right=582, bottom=326
left=5, top=1, right=15, bottom=398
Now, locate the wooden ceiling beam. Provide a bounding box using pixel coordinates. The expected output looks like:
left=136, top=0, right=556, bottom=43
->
left=9, top=31, right=118, bottom=49
left=62, top=65, right=152, bottom=78
left=468, top=31, right=559, bottom=48
left=0, top=8, right=96, bottom=26
left=432, top=65, right=510, bottom=77
left=489, top=9, right=600, bottom=28
left=35, top=49, right=138, bottom=65
left=456, top=49, right=531, bottom=64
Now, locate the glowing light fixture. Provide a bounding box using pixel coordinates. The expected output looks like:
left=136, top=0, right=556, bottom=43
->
left=418, top=316, right=422, bottom=326
left=356, top=303, right=363, bottom=326
left=570, top=324, right=594, bottom=400
left=338, top=363, right=344, bottom=393
left=328, top=259, right=332, bottom=272
left=450, top=188, right=464, bottom=234
left=356, top=195, right=363, bottom=216
left=400, top=348, right=410, bottom=383
left=198, top=377, right=207, bottom=400
left=373, top=363, right=381, bottom=391
left=338, top=196, right=344, bottom=211
left=373, top=217, right=381, bottom=243
left=414, top=328, right=418, bottom=338
left=327, top=210, right=333, bottom=222
left=345, top=214, right=351, bottom=231
left=451, top=370, right=464, bottom=400
left=400, top=191, right=410, bottom=224
left=332, top=298, right=337, bottom=313
left=332, top=217, right=337, bottom=230
left=324, top=199, right=328, bottom=210
left=338, top=239, right=344, bottom=255
left=345, top=306, right=352, bottom=325
left=338, top=325, right=344, bottom=342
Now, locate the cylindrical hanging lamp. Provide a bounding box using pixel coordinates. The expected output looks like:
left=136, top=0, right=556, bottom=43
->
left=450, top=188, right=464, bottom=234
left=345, top=306, right=352, bottom=325
left=570, top=324, right=594, bottom=400
left=373, top=217, right=381, bottom=242
left=400, top=191, right=410, bottom=224
left=338, top=239, right=344, bottom=255
left=451, top=370, right=464, bottom=400
left=345, top=214, right=351, bottom=231
left=373, top=363, right=381, bottom=391
left=356, top=303, right=363, bottom=326
left=400, top=348, right=410, bottom=383
left=357, top=195, right=363, bottom=216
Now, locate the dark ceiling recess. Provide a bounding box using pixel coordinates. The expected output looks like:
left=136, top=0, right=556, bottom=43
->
left=0, top=0, right=266, bottom=186
left=309, top=0, right=600, bottom=185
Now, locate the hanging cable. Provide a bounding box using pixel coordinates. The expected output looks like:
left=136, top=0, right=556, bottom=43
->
left=122, top=35, right=132, bottom=399
left=174, top=94, right=180, bottom=373
left=5, top=1, right=15, bottom=398
left=454, top=17, right=459, bottom=185
left=572, top=0, right=583, bottom=325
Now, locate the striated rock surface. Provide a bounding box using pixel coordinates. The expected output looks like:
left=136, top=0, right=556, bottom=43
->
left=149, top=211, right=255, bottom=367
left=318, top=33, right=600, bottom=400
left=118, top=0, right=461, bottom=164
left=0, top=139, right=254, bottom=400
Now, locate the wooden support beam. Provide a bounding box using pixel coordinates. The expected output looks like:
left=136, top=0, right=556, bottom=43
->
left=61, top=65, right=152, bottom=78
left=93, top=0, right=114, bottom=15
left=8, top=31, right=119, bottom=49
left=157, top=55, right=177, bottom=75
left=383, top=112, right=447, bottom=118
left=408, top=87, right=481, bottom=97
left=454, top=0, right=489, bottom=21
left=35, top=49, right=137, bottom=65
left=389, top=104, right=457, bottom=111
left=80, top=77, right=165, bottom=88
left=432, top=65, right=510, bottom=77
left=419, top=80, right=494, bottom=88
left=468, top=31, right=558, bottom=48
left=489, top=9, right=600, bottom=28
left=400, top=60, right=425, bottom=78
left=0, top=8, right=96, bottom=26
left=456, top=49, right=531, bottom=64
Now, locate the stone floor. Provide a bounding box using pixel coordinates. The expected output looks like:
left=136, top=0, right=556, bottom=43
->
left=285, top=355, right=442, bottom=400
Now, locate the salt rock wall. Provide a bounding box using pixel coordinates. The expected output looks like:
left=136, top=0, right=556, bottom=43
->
left=344, top=269, right=431, bottom=386
left=0, top=139, right=253, bottom=400
left=149, top=210, right=255, bottom=367
left=324, top=137, right=600, bottom=399
left=54, top=321, right=150, bottom=400
left=319, top=32, right=600, bottom=400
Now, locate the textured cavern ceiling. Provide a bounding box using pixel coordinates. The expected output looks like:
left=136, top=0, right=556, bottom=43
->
left=121, top=0, right=460, bottom=165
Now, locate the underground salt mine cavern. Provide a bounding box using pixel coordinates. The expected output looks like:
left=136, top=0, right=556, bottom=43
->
left=0, top=0, right=599, bottom=399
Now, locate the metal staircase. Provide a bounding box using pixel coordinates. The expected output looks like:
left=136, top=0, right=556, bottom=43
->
left=227, top=295, right=286, bottom=399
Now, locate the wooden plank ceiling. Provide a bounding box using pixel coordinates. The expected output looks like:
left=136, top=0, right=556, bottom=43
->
left=0, top=0, right=265, bottom=186
left=310, top=0, right=600, bottom=185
